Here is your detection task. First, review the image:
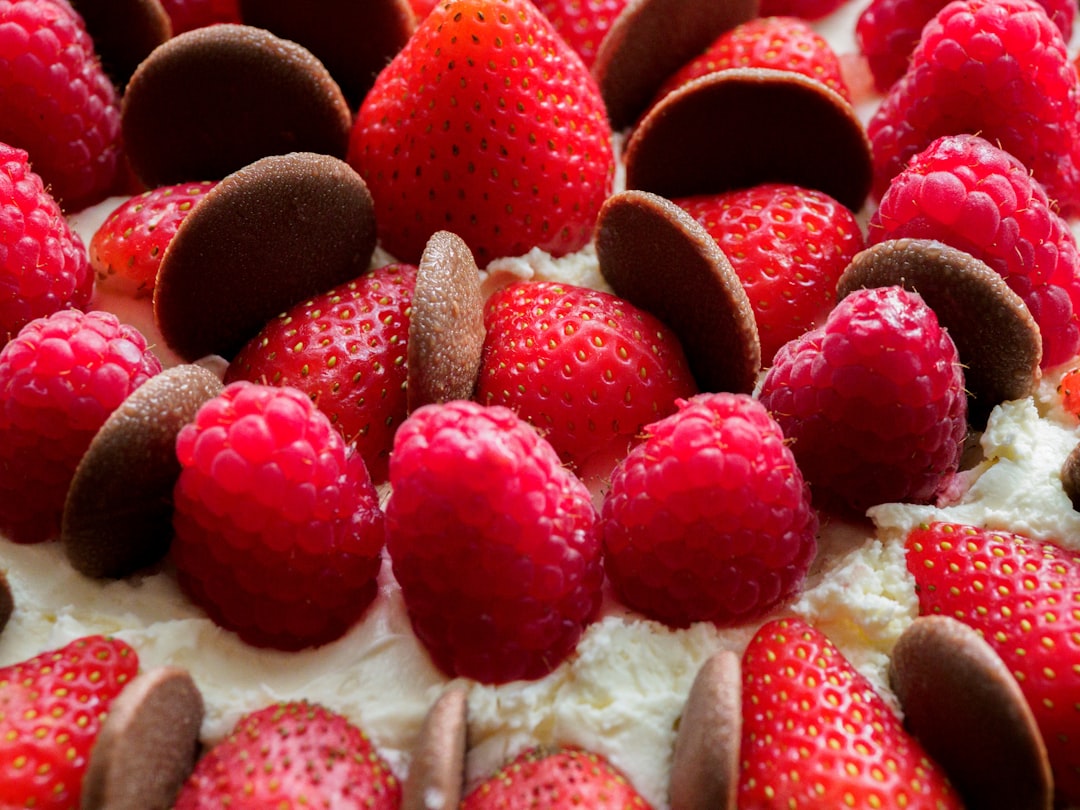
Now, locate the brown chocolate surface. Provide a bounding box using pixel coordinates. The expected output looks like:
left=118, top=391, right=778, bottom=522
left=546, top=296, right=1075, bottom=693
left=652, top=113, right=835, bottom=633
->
left=122, top=24, right=352, bottom=188
left=1062, top=441, right=1080, bottom=512
left=69, top=0, right=172, bottom=88
left=0, top=568, right=11, bottom=635
left=402, top=685, right=468, bottom=810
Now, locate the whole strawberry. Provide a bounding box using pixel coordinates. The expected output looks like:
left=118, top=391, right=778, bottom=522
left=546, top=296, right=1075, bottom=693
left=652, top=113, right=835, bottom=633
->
left=386, top=400, right=603, bottom=684
left=461, top=747, right=652, bottom=809
left=159, top=0, right=242, bottom=33
left=0, top=0, right=121, bottom=210
left=530, top=0, right=629, bottom=68
left=170, top=381, right=386, bottom=651
left=602, top=393, right=818, bottom=628
left=348, top=0, right=615, bottom=265
left=757, top=286, right=967, bottom=514
left=0, top=309, right=162, bottom=544
left=906, top=522, right=1080, bottom=804
left=476, top=280, right=697, bottom=471
left=174, top=701, right=400, bottom=809
left=739, top=617, right=962, bottom=809
left=0, top=636, right=139, bottom=810
left=869, top=133, right=1080, bottom=368
left=0, top=143, right=93, bottom=345
left=674, top=183, right=864, bottom=364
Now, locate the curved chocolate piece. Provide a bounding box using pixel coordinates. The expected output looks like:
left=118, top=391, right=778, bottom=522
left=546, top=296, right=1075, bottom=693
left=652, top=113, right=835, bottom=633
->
left=402, top=685, right=469, bottom=810
left=61, top=365, right=223, bottom=579
left=595, top=189, right=760, bottom=394
left=624, top=68, right=872, bottom=213
left=70, top=0, right=172, bottom=88
left=890, top=615, right=1052, bottom=810
left=122, top=24, right=352, bottom=188
left=592, top=0, right=758, bottom=129
left=1062, top=442, right=1080, bottom=512
left=669, top=650, right=740, bottom=810
left=407, top=231, right=485, bottom=410
left=239, top=0, right=415, bottom=109
left=837, top=239, right=1042, bottom=429
left=0, top=569, right=12, bottom=635
left=81, top=667, right=205, bottom=810
left=154, top=152, right=377, bottom=361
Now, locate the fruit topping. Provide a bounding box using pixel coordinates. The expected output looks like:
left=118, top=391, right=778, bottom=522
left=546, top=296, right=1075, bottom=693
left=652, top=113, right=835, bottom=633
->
left=532, top=0, right=629, bottom=68
left=1059, top=367, right=1080, bottom=417
left=759, top=0, right=847, bottom=21
left=402, top=685, right=469, bottom=810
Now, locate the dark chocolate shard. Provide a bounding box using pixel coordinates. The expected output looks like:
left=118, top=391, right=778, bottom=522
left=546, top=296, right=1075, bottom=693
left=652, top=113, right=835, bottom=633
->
left=70, top=0, right=172, bottom=88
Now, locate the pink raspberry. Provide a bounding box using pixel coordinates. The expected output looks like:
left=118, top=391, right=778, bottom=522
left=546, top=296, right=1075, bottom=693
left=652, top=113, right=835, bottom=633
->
left=870, top=133, right=1080, bottom=368
left=171, top=381, right=385, bottom=651
left=386, top=400, right=603, bottom=684
left=0, top=309, right=162, bottom=544
left=601, top=392, right=818, bottom=628
left=0, top=143, right=92, bottom=345
left=758, top=286, right=968, bottom=514
left=0, top=0, right=122, bottom=210
left=158, top=0, right=241, bottom=34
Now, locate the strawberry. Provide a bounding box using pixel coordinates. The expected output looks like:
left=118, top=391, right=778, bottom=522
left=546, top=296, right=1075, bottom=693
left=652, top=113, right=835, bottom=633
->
left=905, top=521, right=1080, bottom=803
left=173, top=700, right=401, bottom=809
left=739, top=617, right=962, bottom=809
left=348, top=0, right=615, bottom=266
left=460, top=747, right=652, bottom=809
left=158, top=0, right=242, bottom=33
left=476, top=280, right=698, bottom=471
left=530, top=0, right=629, bottom=68
left=89, top=181, right=217, bottom=298
left=757, top=0, right=847, bottom=22
left=0, top=635, right=139, bottom=810
left=1059, top=367, right=1080, bottom=417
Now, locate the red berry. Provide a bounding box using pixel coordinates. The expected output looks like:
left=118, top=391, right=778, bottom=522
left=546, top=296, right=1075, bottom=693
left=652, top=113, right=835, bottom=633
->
left=602, top=392, right=818, bottom=628
left=225, top=263, right=416, bottom=484
left=0, top=636, right=139, bottom=810
left=170, top=381, right=386, bottom=651
left=758, top=286, right=968, bottom=514
left=0, top=143, right=92, bottom=345
left=158, top=0, right=241, bottom=33
left=757, top=0, right=846, bottom=24
left=1059, top=367, right=1080, bottom=416
left=386, top=400, right=603, bottom=684
left=530, top=0, right=629, bottom=68
left=0, top=309, right=162, bottom=544
left=174, top=701, right=400, bottom=809
left=349, top=0, right=615, bottom=265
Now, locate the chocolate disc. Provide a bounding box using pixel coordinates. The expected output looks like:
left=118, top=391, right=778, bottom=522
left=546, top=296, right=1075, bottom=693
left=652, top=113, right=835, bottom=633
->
left=62, top=364, right=224, bottom=578
left=1062, top=441, right=1080, bottom=512
left=596, top=189, right=760, bottom=394
left=122, top=24, right=352, bottom=188
left=402, top=685, right=469, bottom=810
left=0, top=569, right=12, bottom=635
left=407, top=231, right=485, bottom=410
left=837, top=238, right=1042, bottom=428
left=624, top=68, right=872, bottom=213
left=69, top=0, right=172, bottom=88
left=889, top=615, right=1052, bottom=810
left=154, top=152, right=377, bottom=361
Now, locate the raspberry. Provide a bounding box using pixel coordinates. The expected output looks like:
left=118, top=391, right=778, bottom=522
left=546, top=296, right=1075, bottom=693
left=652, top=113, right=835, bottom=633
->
left=0, top=143, right=92, bottom=344
left=601, top=392, right=817, bottom=628
left=758, top=286, right=968, bottom=514
left=386, top=400, right=603, bottom=684
left=0, top=0, right=122, bottom=210
left=0, top=309, right=162, bottom=544
left=170, top=381, right=386, bottom=651
left=870, top=133, right=1080, bottom=367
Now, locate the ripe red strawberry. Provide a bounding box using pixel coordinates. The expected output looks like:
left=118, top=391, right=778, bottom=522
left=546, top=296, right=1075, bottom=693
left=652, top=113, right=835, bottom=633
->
left=158, top=0, right=242, bottom=33
left=602, top=392, right=818, bottom=628
left=757, top=285, right=967, bottom=514
left=461, top=747, right=651, bottom=809
left=674, top=183, right=863, bottom=364
left=174, top=701, right=401, bottom=809
left=89, top=181, right=217, bottom=298
left=0, top=142, right=93, bottom=345
left=757, top=0, right=846, bottom=21
left=905, top=522, right=1080, bottom=803
left=348, top=0, right=615, bottom=266
left=225, top=263, right=415, bottom=484
left=0, top=309, right=162, bottom=544
left=476, top=280, right=697, bottom=471
left=867, top=0, right=1080, bottom=215
left=739, top=617, right=962, bottom=809
left=870, top=133, right=1080, bottom=368
left=0, top=0, right=121, bottom=210
left=0, top=636, right=139, bottom=810
left=386, top=399, right=603, bottom=684
left=170, top=381, right=386, bottom=651
left=530, top=0, right=629, bottom=68
left=1059, top=367, right=1080, bottom=416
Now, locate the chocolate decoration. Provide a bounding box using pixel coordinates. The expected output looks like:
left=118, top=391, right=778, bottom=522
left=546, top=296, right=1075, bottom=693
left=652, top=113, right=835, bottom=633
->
left=595, top=189, right=760, bottom=394
left=592, top=0, right=758, bottom=130
left=81, top=667, right=205, bottom=810
left=69, top=0, right=172, bottom=88
left=837, top=238, right=1042, bottom=429
left=890, top=615, right=1052, bottom=810
left=0, top=569, right=12, bottom=634
left=669, top=650, right=740, bottom=810
left=623, top=68, right=872, bottom=213
left=1062, top=441, right=1080, bottom=512
left=407, top=231, right=485, bottom=410
left=122, top=24, right=352, bottom=188
left=154, top=152, right=377, bottom=361
left=402, top=685, right=469, bottom=810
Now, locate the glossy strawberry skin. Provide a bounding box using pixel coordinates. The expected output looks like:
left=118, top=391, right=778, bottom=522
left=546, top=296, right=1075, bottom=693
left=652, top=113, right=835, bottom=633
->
left=531, top=0, right=629, bottom=68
